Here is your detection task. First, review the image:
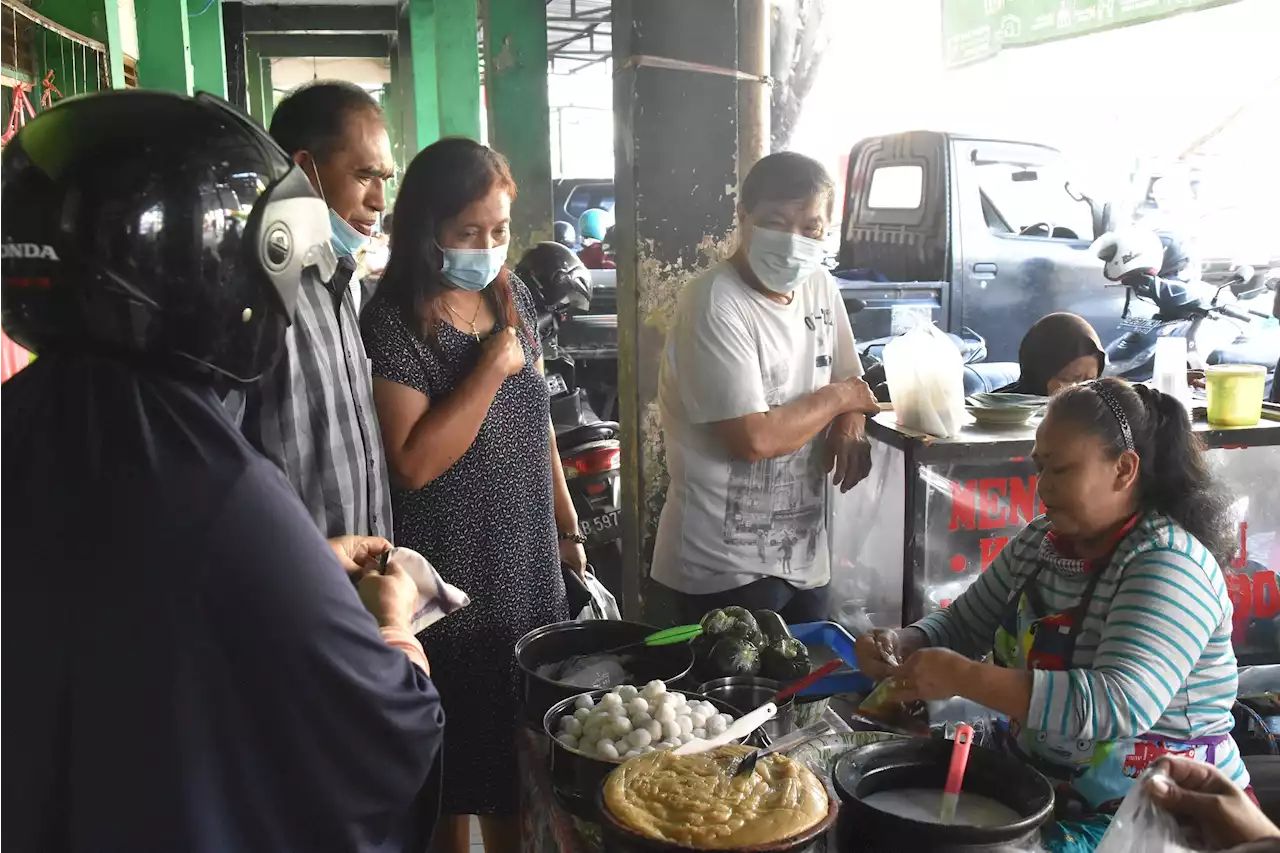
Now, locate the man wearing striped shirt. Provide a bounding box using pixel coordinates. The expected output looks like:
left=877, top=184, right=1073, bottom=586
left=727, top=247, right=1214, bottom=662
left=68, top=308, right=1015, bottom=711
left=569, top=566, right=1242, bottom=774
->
left=233, top=81, right=394, bottom=540
left=857, top=379, right=1248, bottom=851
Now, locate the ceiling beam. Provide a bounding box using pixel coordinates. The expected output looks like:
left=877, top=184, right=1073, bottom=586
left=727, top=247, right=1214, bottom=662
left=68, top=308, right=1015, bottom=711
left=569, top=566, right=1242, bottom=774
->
left=242, top=5, right=398, bottom=35
left=248, top=34, right=391, bottom=59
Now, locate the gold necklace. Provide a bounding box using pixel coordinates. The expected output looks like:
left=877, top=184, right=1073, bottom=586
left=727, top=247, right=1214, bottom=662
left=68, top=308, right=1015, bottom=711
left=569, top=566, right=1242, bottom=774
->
left=442, top=295, right=483, bottom=341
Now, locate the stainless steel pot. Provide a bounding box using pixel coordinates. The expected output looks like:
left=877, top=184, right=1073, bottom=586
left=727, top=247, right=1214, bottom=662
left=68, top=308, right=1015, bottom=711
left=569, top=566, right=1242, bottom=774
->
left=697, top=676, right=796, bottom=739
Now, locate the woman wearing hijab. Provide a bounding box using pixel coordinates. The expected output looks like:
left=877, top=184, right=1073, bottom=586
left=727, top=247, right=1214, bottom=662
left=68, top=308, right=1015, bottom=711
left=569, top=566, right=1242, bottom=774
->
left=1000, top=313, right=1106, bottom=396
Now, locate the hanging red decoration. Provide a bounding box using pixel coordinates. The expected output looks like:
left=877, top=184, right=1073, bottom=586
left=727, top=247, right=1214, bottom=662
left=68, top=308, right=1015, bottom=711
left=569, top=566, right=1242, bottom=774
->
left=39, top=68, right=61, bottom=109
left=2, top=81, right=37, bottom=147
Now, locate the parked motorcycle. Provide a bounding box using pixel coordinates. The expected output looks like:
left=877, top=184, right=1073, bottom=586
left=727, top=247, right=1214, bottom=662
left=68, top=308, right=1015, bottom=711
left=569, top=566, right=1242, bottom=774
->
left=516, top=243, right=624, bottom=595
left=1093, top=230, right=1279, bottom=391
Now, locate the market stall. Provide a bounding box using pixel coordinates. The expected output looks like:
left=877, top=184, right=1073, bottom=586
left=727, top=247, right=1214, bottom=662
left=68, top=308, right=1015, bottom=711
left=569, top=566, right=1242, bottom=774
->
left=829, top=410, right=1280, bottom=665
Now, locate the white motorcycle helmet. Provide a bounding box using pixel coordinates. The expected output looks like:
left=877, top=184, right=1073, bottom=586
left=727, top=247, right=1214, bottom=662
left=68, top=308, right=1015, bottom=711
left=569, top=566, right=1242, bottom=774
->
left=1089, top=229, right=1164, bottom=282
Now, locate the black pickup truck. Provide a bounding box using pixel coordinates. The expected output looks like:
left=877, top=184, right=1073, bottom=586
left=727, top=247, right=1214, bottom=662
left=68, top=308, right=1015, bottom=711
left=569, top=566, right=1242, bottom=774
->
left=559, top=130, right=1129, bottom=399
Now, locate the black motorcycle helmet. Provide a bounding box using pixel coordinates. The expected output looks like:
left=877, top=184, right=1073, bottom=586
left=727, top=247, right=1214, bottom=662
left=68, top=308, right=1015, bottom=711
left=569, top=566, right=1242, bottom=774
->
left=515, top=241, right=592, bottom=314
left=1, top=90, right=334, bottom=384
left=553, top=220, right=576, bottom=247
left=1156, top=230, right=1192, bottom=279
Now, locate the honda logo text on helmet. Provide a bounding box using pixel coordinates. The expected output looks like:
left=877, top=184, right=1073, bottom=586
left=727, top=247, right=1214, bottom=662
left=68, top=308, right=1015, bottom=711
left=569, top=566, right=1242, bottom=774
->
left=1, top=243, right=60, bottom=261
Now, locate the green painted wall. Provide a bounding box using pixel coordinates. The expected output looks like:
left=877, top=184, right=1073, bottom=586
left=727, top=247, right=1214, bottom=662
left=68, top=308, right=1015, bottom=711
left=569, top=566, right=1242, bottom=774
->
left=189, top=0, right=227, bottom=98
left=483, top=0, right=552, bottom=252
left=33, top=0, right=126, bottom=90
left=245, top=41, right=263, bottom=124
left=407, top=0, right=439, bottom=151
left=134, top=0, right=193, bottom=94
left=434, top=0, right=480, bottom=139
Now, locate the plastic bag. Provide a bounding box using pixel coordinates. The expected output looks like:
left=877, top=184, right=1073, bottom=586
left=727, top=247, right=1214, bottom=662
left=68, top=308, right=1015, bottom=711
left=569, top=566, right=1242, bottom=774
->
left=1095, top=768, right=1196, bottom=853
left=564, top=567, right=622, bottom=621
left=883, top=323, right=966, bottom=438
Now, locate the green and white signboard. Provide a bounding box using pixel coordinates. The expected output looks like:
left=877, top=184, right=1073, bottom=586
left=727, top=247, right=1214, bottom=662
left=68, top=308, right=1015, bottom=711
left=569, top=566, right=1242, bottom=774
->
left=943, top=0, right=1243, bottom=68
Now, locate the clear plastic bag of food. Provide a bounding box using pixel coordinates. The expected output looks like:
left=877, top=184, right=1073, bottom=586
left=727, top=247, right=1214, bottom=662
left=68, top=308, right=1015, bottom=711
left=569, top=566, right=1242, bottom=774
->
left=1095, top=768, right=1195, bottom=853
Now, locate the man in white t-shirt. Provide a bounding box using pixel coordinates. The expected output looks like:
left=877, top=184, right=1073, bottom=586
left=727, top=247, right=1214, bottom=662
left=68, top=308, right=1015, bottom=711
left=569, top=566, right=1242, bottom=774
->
left=649, top=152, right=880, bottom=627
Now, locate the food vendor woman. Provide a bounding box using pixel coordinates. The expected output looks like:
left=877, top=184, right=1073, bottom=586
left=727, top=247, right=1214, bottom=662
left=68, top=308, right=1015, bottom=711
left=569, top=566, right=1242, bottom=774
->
left=856, top=378, right=1248, bottom=850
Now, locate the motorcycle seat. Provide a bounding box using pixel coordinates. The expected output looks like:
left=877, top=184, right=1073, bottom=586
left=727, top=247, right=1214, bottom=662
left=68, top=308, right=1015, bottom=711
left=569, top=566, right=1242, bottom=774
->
left=963, top=362, right=1020, bottom=396
left=1208, top=338, right=1280, bottom=370
left=558, top=421, right=619, bottom=447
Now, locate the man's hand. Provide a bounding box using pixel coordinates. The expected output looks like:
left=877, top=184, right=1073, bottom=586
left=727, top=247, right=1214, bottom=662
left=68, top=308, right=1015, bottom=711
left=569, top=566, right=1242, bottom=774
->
left=825, top=412, right=872, bottom=492
left=328, top=535, right=393, bottom=576
left=1148, top=755, right=1280, bottom=849
left=357, top=562, right=420, bottom=630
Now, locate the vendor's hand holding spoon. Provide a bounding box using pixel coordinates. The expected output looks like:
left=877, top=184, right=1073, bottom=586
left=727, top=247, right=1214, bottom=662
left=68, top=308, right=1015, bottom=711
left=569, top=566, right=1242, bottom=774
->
left=854, top=626, right=928, bottom=681
left=888, top=647, right=972, bottom=702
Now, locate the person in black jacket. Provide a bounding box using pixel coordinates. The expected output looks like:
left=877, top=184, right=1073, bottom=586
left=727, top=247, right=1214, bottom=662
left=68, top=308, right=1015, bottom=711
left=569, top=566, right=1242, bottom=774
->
left=2, top=90, right=443, bottom=853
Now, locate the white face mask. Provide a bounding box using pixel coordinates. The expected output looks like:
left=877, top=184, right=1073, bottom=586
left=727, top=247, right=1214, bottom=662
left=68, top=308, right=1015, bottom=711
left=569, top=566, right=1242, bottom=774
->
left=745, top=226, right=827, bottom=294
left=309, top=157, right=371, bottom=259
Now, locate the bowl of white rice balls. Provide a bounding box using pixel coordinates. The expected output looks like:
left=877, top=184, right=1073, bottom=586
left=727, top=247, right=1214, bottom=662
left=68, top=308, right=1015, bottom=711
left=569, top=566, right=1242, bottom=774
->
left=543, top=680, right=767, bottom=818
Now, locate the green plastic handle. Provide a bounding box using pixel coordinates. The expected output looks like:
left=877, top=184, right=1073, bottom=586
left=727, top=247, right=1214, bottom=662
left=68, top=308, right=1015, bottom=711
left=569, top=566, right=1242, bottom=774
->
left=644, top=624, right=703, bottom=646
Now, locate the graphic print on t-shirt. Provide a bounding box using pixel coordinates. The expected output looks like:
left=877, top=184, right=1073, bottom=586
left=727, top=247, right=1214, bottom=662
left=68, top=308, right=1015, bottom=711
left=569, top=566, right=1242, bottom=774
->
left=722, top=442, right=826, bottom=574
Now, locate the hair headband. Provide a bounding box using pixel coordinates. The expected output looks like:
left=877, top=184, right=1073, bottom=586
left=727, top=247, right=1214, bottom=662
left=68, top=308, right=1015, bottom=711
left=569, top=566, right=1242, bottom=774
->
left=1089, top=380, right=1135, bottom=452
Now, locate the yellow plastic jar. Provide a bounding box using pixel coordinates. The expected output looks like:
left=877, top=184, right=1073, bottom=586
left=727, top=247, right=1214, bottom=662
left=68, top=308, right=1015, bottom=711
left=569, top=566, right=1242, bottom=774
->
left=1204, top=364, right=1267, bottom=427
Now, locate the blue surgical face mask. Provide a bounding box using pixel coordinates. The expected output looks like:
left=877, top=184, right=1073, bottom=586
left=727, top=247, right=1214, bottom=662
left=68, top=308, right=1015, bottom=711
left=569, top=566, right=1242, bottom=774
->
left=309, top=158, right=371, bottom=259
left=746, top=226, right=827, bottom=294
left=328, top=209, right=371, bottom=259
left=440, top=244, right=509, bottom=292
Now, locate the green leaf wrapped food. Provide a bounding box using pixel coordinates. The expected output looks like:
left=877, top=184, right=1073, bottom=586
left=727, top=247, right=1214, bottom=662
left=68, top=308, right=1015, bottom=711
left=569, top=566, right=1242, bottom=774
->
left=718, top=606, right=763, bottom=645
left=760, top=637, right=811, bottom=682
left=699, top=608, right=736, bottom=638
left=753, top=609, right=792, bottom=645
left=706, top=637, right=761, bottom=678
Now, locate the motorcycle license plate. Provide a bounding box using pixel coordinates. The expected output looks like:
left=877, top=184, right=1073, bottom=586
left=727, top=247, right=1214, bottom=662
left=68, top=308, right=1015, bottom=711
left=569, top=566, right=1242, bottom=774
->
left=1119, top=317, right=1161, bottom=332
left=546, top=374, right=568, bottom=396
left=579, top=510, right=621, bottom=542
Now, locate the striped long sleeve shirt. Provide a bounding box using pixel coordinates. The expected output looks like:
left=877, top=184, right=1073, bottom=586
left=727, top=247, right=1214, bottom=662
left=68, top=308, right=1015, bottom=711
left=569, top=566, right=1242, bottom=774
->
left=916, top=511, right=1250, bottom=788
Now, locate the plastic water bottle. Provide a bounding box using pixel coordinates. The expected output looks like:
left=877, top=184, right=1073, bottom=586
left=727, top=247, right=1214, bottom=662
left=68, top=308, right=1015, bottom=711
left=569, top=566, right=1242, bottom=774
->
left=1152, top=337, right=1193, bottom=417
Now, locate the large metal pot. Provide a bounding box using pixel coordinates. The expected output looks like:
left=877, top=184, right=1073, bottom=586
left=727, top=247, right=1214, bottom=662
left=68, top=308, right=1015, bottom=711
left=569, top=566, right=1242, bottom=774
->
left=595, top=779, right=837, bottom=852
left=543, top=688, right=764, bottom=820
left=833, top=737, right=1054, bottom=852
left=697, top=676, right=796, bottom=739
left=516, top=620, right=695, bottom=728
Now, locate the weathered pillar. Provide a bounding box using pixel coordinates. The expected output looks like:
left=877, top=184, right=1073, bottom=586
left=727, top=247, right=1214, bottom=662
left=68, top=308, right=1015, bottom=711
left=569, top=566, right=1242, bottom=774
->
left=189, top=0, right=227, bottom=98
left=434, top=0, right=480, bottom=139
left=222, top=0, right=247, bottom=109
left=612, top=0, right=739, bottom=618
left=134, top=0, right=193, bottom=94
left=260, top=55, right=274, bottom=125
left=393, top=16, right=417, bottom=159
left=245, top=40, right=263, bottom=123
left=482, top=0, right=552, bottom=253
left=407, top=0, right=439, bottom=152
left=737, top=0, right=769, bottom=175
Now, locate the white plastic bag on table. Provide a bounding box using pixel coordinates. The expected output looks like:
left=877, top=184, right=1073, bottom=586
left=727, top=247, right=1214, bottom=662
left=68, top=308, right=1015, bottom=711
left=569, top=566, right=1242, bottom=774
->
left=1095, top=768, right=1196, bottom=853
left=883, top=323, right=966, bottom=438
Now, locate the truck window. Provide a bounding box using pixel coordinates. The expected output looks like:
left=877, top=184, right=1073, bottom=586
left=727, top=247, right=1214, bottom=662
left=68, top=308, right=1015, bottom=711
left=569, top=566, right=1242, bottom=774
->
left=866, top=165, right=923, bottom=210
left=974, top=160, right=1093, bottom=240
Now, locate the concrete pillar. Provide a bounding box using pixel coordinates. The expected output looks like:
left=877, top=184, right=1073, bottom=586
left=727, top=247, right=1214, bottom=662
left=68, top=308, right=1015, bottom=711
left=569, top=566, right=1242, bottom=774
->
left=36, top=0, right=126, bottom=90
left=260, top=56, right=275, bottom=125
left=434, top=0, right=480, bottom=140
left=612, top=0, right=739, bottom=618
left=222, top=0, right=247, bottom=109
left=737, top=0, right=769, bottom=175
left=134, top=0, right=194, bottom=94
left=483, top=0, right=552, bottom=253
left=189, top=0, right=227, bottom=98
left=407, top=0, right=439, bottom=152
left=389, top=42, right=411, bottom=171
left=245, top=41, right=264, bottom=124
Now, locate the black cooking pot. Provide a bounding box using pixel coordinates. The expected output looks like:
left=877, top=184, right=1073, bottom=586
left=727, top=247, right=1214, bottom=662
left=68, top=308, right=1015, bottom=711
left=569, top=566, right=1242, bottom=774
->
left=833, top=737, right=1054, bottom=852
left=516, top=620, right=694, bottom=728
left=543, top=689, right=763, bottom=820
left=595, top=782, right=837, bottom=853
